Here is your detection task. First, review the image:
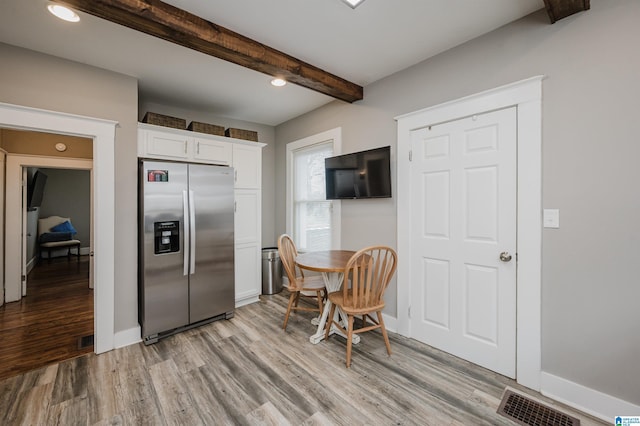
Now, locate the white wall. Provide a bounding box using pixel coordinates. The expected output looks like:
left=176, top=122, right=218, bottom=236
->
left=0, top=42, right=139, bottom=333
left=275, top=0, right=640, bottom=408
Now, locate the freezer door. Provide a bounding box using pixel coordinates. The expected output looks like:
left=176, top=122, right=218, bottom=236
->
left=140, top=160, right=190, bottom=337
left=188, top=164, right=235, bottom=323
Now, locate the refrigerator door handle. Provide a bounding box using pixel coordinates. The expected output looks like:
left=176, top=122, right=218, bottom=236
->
left=183, top=190, right=190, bottom=276
left=189, top=189, right=196, bottom=275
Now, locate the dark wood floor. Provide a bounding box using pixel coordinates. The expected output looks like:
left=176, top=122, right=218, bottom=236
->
left=0, top=288, right=605, bottom=425
left=0, top=256, right=93, bottom=381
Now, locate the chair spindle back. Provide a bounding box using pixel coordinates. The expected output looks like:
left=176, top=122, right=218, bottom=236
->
left=277, top=234, right=304, bottom=284
left=343, top=246, right=397, bottom=310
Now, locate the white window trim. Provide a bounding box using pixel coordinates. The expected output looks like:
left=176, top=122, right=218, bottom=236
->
left=286, top=127, right=342, bottom=250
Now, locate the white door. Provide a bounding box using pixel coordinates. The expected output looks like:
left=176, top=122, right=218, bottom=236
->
left=410, top=107, right=517, bottom=378
left=21, top=168, right=28, bottom=296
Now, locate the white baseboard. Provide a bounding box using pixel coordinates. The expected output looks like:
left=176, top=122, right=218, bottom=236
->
left=113, top=326, right=141, bottom=349
left=26, top=257, right=36, bottom=274
left=541, top=371, right=640, bottom=422
left=382, top=313, right=398, bottom=333
left=80, top=247, right=90, bottom=255
left=235, top=295, right=259, bottom=308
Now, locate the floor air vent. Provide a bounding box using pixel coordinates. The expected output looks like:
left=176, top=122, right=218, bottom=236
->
left=497, top=389, right=580, bottom=426
left=78, top=334, right=94, bottom=349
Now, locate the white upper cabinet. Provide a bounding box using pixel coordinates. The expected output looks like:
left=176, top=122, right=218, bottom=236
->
left=141, top=129, right=190, bottom=160
left=138, top=123, right=263, bottom=167
left=193, top=137, right=232, bottom=165
left=233, top=144, right=262, bottom=189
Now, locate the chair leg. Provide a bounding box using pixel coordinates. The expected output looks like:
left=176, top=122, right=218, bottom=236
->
left=377, top=311, right=392, bottom=356
left=346, top=315, right=354, bottom=368
left=283, top=291, right=297, bottom=331
left=324, top=303, right=337, bottom=340
left=316, top=290, right=324, bottom=313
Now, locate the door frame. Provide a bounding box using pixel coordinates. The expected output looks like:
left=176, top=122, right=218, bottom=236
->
left=395, top=76, right=543, bottom=391
left=1, top=102, right=116, bottom=354
left=10, top=157, right=94, bottom=295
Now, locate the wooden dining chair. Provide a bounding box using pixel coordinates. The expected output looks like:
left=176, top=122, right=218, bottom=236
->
left=324, top=245, right=397, bottom=367
left=277, top=234, right=326, bottom=331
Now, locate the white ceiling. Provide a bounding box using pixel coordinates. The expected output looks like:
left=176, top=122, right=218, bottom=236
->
left=0, top=0, right=542, bottom=126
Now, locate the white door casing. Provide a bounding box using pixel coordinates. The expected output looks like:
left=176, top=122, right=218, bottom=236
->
left=0, top=150, right=5, bottom=307
left=21, top=168, right=28, bottom=296
left=410, top=107, right=517, bottom=378
left=1, top=102, right=117, bottom=354
left=396, top=76, right=543, bottom=390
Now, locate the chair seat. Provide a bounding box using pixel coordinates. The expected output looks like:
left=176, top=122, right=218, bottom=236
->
left=328, top=291, right=385, bottom=315
left=40, top=239, right=81, bottom=248
left=284, top=275, right=325, bottom=292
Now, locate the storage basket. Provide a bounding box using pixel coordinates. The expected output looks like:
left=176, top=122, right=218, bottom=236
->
left=225, top=128, right=259, bottom=142
left=187, top=121, right=225, bottom=136
left=141, top=112, right=186, bottom=129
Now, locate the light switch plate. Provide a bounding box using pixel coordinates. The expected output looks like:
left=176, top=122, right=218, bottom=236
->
left=543, top=209, right=560, bottom=228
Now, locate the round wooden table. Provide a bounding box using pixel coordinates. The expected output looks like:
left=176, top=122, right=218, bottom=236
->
left=296, top=250, right=360, bottom=345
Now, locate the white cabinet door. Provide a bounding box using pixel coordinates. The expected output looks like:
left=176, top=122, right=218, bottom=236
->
left=193, top=138, right=232, bottom=165
left=144, top=130, right=190, bottom=160
left=235, top=243, right=260, bottom=304
left=233, top=144, right=261, bottom=189
left=234, top=190, right=259, bottom=245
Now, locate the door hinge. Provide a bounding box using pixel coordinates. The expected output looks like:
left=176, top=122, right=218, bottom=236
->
left=408, top=305, right=411, bottom=319
left=409, top=150, right=413, bottom=162
left=21, top=275, right=26, bottom=282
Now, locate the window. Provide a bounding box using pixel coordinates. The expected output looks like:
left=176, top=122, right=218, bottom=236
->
left=286, top=128, right=341, bottom=251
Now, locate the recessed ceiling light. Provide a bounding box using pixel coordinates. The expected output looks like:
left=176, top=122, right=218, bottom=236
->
left=271, top=78, right=287, bottom=87
left=47, top=4, right=80, bottom=22
left=341, top=0, right=366, bottom=8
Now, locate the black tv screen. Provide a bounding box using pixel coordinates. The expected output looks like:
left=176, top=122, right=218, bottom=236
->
left=325, top=146, right=392, bottom=200
left=28, top=170, right=48, bottom=209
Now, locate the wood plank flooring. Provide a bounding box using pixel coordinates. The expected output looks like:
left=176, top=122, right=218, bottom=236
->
left=0, top=290, right=606, bottom=425
left=0, top=257, right=93, bottom=381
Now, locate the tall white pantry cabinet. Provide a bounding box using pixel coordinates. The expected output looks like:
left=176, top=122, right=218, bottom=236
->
left=137, top=123, right=265, bottom=307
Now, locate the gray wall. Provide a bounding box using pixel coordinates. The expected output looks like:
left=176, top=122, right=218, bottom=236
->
left=275, top=0, right=639, bottom=406
left=138, top=101, right=277, bottom=247
left=0, top=42, right=139, bottom=333
left=38, top=168, right=91, bottom=250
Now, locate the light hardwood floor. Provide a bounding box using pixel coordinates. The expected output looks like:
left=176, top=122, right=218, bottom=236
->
left=0, top=290, right=606, bottom=425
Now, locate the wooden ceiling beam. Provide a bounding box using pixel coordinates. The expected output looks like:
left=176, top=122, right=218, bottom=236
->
left=543, top=0, right=590, bottom=24
left=56, top=0, right=363, bottom=103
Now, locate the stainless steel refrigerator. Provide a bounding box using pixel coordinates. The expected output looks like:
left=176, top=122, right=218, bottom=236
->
left=138, top=159, right=235, bottom=344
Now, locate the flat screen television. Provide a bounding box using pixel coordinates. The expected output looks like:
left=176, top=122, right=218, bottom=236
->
left=28, top=170, right=48, bottom=209
left=325, top=146, right=391, bottom=199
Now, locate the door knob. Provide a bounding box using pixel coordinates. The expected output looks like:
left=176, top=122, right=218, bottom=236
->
left=499, top=251, right=512, bottom=262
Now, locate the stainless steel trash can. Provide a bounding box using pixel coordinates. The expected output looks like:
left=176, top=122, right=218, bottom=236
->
left=262, top=247, right=283, bottom=295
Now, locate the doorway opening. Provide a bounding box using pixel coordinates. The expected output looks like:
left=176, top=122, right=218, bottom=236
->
left=0, top=101, right=117, bottom=356
left=0, top=129, right=94, bottom=379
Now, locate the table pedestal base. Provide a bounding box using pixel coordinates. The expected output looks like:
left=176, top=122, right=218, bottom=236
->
left=309, top=271, right=360, bottom=345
